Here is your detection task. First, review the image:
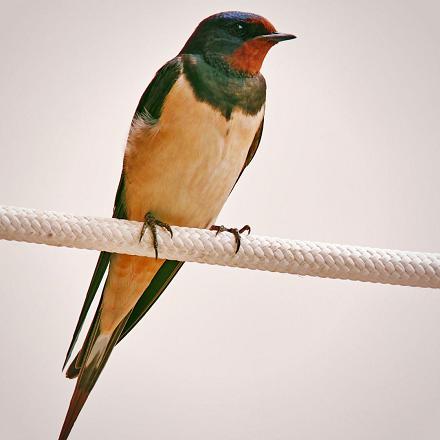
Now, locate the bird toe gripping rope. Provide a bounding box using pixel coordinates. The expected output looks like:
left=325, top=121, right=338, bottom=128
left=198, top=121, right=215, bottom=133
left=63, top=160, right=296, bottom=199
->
left=1, top=205, right=439, bottom=289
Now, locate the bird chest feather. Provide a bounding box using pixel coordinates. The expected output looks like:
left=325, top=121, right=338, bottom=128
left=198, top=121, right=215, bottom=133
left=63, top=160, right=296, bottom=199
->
left=124, top=75, right=265, bottom=227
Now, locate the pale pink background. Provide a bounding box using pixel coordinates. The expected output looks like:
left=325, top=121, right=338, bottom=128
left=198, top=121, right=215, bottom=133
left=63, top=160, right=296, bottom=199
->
left=1, top=1, right=440, bottom=439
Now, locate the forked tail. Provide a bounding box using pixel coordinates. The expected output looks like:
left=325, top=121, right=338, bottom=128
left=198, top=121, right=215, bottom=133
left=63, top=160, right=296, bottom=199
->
left=58, top=312, right=129, bottom=440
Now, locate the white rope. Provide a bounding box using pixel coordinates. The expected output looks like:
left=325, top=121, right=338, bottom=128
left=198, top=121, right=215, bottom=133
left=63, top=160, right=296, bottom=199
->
left=0, top=205, right=439, bottom=289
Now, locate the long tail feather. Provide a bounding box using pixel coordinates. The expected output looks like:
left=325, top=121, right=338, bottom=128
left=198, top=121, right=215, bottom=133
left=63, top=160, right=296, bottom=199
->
left=58, top=313, right=129, bottom=440
left=65, top=352, right=81, bottom=379
left=62, top=253, right=110, bottom=370
left=58, top=387, right=89, bottom=440
left=65, top=295, right=104, bottom=379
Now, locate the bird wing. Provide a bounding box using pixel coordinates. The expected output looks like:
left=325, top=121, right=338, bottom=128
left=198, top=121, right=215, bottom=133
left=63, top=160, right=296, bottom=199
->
left=62, top=173, right=127, bottom=369
left=62, top=58, right=182, bottom=369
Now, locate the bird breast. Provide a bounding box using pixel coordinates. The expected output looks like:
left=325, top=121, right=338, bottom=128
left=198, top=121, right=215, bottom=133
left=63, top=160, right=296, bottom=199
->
left=124, top=74, right=264, bottom=228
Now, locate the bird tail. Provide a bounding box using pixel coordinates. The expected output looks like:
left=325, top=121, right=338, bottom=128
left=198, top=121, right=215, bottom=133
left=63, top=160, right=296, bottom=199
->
left=58, top=310, right=129, bottom=440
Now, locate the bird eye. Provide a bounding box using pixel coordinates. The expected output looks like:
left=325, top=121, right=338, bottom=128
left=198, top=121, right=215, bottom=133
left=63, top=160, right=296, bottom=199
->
left=230, top=22, right=247, bottom=37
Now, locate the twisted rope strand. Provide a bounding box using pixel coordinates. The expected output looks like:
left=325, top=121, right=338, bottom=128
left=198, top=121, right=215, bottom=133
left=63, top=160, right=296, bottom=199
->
left=0, top=205, right=439, bottom=289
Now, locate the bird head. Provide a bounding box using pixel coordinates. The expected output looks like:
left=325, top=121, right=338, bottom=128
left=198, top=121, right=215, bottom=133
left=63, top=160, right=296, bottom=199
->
left=180, top=11, right=295, bottom=75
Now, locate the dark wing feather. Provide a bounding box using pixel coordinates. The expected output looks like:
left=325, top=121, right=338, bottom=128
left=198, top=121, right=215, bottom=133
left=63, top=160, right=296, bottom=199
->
left=134, top=57, right=183, bottom=120
left=63, top=58, right=183, bottom=369
left=62, top=174, right=127, bottom=369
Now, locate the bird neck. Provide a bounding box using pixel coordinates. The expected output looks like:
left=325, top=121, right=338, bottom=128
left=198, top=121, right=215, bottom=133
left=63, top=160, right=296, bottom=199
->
left=202, top=52, right=255, bottom=78
left=182, top=54, right=266, bottom=120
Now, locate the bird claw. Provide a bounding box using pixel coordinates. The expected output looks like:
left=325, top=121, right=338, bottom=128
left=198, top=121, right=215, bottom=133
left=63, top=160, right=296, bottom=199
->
left=210, top=224, right=251, bottom=253
left=139, top=212, right=173, bottom=259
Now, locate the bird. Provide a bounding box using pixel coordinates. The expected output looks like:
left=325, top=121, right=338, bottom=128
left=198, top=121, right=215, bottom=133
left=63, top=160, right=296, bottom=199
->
left=58, top=11, right=295, bottom=439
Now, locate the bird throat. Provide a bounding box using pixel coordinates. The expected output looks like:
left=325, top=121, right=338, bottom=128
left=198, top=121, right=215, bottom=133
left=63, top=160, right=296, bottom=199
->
left=226, top=39, right=275, bottom=75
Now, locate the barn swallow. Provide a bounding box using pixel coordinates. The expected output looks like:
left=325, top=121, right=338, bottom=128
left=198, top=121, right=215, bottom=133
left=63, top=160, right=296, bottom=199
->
left=59, top=11, right=295, bottom=439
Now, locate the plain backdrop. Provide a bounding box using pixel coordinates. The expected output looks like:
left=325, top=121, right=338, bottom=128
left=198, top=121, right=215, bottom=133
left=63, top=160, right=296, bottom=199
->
left=1, top=1, right=439, bottom=439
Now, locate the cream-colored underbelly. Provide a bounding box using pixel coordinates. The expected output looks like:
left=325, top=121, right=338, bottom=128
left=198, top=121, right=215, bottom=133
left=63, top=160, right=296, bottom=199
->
left=124, top=75, right=264, bottom=228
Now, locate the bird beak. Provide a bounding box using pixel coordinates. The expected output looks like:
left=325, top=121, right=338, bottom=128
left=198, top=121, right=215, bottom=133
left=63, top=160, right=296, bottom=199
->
left=254, top=32, right=296, bottom=43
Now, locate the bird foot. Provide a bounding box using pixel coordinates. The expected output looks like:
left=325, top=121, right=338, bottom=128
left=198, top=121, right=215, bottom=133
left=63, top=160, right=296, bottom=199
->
left=210, top=224, right=251, bottom=253
left=139, top=212, right=173, bottom=259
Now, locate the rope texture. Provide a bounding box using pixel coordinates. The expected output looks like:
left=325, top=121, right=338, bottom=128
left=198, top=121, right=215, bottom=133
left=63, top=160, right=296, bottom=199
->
left=0, top=205, right=439, bottom=289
